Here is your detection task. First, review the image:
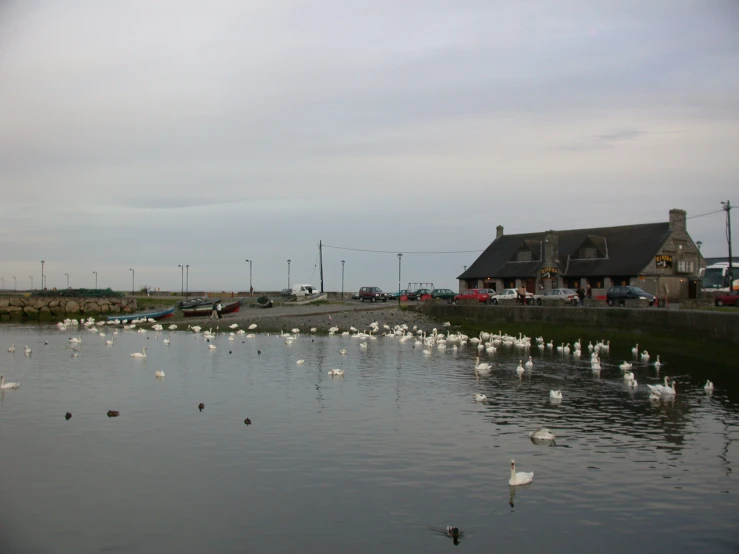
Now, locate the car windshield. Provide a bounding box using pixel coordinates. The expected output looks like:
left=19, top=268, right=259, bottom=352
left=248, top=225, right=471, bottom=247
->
left=627, top=287, right=648, bottom=294
left=370, top=287, right=382, bottom=292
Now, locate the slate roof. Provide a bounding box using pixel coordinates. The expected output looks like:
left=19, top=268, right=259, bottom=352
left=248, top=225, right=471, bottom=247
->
left=459, top=222, right=671, bottom=280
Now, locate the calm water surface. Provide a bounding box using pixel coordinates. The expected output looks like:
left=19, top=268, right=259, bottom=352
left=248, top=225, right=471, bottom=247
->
left=1, top=323, right=737, bottom=553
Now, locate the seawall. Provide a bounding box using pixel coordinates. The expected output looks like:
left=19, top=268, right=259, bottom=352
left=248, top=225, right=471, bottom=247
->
left=0, top=296, right=138, bottom=320
left=416, top=302, right=739, bottom=345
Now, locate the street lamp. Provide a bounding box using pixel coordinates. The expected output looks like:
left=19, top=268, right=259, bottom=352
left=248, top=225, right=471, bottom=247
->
left=30, top=275, right=33, bottom=290
left=721, top=200, right=734, bottom=285
left=41, top=260, right=45, bottom=291
left=341, top=260, right=345, bottom=299
left=397, top=253, right=403, bottom=306
left=129, top=268, right=135, bottom=295
left=93, top=271, right=97, bottom=289
left=287, top=259, right=291, bottom=289
left=178, top=265, right=184, bottom=296
left=1, top=277, right=3, bottom=291
left=185, top=265, right=189, bottom=297
left=13, top=276, right=16, bottom=291
left=65, top=273, right=69, bottom=289
left=245, top=259, right=253, bottom=295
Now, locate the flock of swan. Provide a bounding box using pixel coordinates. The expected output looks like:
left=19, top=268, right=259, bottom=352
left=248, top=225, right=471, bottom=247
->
left=2, top=315, right=720, bottom=494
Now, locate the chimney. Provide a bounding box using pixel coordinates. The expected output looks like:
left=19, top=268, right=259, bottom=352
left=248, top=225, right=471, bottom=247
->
left=543, top=231, right=559, bottom=264
left=496, top=225, right=504, bottom=239
left=669, top=209, right=686, bottom=232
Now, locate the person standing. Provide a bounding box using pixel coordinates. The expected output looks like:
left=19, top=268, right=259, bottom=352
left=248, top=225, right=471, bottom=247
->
left=216, top=301, right=223, bottom=319
left=517, top=284, right=527, bottom=305
left=211, top=300, right=218, bottom=320
left=577, top=287, right=585, bottom=306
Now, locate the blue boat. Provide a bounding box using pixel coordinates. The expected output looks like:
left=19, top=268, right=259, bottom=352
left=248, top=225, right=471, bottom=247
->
left=106, top=306, right=176, bottom=323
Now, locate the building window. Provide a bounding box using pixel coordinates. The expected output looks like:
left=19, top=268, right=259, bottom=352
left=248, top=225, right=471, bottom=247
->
left=516, top=250, right=533, bottom=262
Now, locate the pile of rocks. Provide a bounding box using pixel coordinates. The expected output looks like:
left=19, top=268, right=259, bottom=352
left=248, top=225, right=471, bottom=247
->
left=0, top=296, right=138, bottom=318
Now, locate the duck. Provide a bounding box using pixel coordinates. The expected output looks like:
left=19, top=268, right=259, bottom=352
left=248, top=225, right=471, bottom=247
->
left=7, top=344, right=15, bottom=352
left=155, top=370, right=165, bottom=378
left=619, top=361, right=633, bottom=370
left=704, top=380, right=714, bottom=391
left=524, top=356, right=533, bottom=369
left=65, top=412, right=72, bottom=420
left=328, top=369, right=344, bottom=376
left=0, top=375, right=20, bottom=389
left=106, top=410, right=120, bottom=417
left=509, top=459, right=534, bottom=486
left=244, top=418, right=252, bottom=425
left=529, top=428, right=556, bottom=441
left=475, top=393, right=487, bottom=402
left=130, top=347, right=147, bottom=358
left=550, top=390, right=563, bottom=400
left=198, top=402, right=205, bottom=411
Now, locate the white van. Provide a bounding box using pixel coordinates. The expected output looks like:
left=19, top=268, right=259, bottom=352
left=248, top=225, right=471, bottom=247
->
left=291, top=284, right=317, bottom=297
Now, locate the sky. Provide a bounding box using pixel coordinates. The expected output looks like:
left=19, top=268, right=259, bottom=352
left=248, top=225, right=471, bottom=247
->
left=1, top=0, right=738, bottom=294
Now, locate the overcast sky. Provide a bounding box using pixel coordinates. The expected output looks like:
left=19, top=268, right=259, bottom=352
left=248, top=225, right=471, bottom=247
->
left=1, top=0, right=737, bottom=294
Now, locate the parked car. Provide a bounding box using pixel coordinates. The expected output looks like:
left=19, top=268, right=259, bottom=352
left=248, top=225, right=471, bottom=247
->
left=489, top=288, right=534, bottom=304
left=387, top=289, right=412, bottom=299
left=714, top=290, right=739, bottom=307
left=359, top=286, right=388, bottom=302
left=280, top=288, right=293, bottom=297
left=533, top=288, right=579, bottom=306
left=407, top=288, right=432, bottom=301
left=428, top=288, right=456, bottom=302
left=606, top=286, right=656, bottom=307
left=453, top=289, right=492, bottom=304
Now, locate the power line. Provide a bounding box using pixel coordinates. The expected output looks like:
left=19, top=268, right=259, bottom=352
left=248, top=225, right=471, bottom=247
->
left=322, top=244, right=484, bottom=255
left=687, top=209, right=724, bottom=220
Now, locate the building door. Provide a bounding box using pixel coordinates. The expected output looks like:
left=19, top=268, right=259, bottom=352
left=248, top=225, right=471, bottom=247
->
left=526, top=278, right=536, bottom=294
left=688, top=279, right=698, bottom=299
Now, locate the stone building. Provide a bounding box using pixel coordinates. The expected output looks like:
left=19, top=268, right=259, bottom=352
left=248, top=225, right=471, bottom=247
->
left=458, top=209, right=703, bottom=300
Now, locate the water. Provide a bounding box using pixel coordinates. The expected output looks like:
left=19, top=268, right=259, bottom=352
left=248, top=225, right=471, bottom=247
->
left=1, top=324, right=737, bottom=553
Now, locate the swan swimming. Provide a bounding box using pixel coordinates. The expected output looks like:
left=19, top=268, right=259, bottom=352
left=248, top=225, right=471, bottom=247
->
left=529, top=428, right=555, bottom=441
left=7, top=344, right=15, bottom=352
left=130, top=347, right=147, bottom=358
left=328, top=369, right=344, bottom=376
left=704, top=380, right=714, bottom=391
left=474, top=356, right=492, bottom=375
left=550, top=390, right=563, bottom=400
left=509, top=459, right=534, bottom=486
left=0, top=375, right=20, bottom=389
left=155, top=370, right=165, bottom=378
left=516, top=360, right=525, bottom=376
left=296, top=360, right=305, bottom=365
left=524, top=356, right=533, bottom=369
left=619, top=361, right=633, bottom=370
left=475, top=393, right=487, bottom=402
left=653, top=355, right=662, bottom=368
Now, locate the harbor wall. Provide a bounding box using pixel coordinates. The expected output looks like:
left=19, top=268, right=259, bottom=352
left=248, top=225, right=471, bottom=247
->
left=0, top=296, right=138, bottom=320
left=416, top=303, right=739, bottom=345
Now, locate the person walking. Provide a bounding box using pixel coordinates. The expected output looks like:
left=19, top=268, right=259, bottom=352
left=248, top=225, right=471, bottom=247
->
left=517, top=284, right=527, bottom=305
left=577, top=287, right=585, bottom=306
left=216, top=301, right=223, bottom=319
left=210, top=300, right=218, bottom=320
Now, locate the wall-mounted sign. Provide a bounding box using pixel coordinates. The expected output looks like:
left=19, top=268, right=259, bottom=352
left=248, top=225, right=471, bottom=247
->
left=540, top=266, right=558, bottom=278
left=655, top=255, right=673, bottom=268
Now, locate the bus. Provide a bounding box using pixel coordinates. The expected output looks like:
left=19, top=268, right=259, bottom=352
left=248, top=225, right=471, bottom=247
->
left=702, top=262, right=739, bottom=292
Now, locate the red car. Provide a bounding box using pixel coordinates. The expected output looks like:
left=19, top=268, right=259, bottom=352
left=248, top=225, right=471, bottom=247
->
left=453, top=289, right=492, bottom=304
left=714, top=290, right=739, bottom=307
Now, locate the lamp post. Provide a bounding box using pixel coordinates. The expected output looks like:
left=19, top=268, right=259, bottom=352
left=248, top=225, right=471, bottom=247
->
left=65, top=273, right=69, bottom=289
left=185, top=265, right=189, bottom=297
left=341, top=260, right=345, bottom=300
left=1, top=277, right=3, bottom=291
left=30, top=275, right=33, bottom=290
left=93, top=271, right=97, bottom=289
left=178, top=265, right=184, bottom=296
left=13, top=276, right=16, bottom=291
left=287, top=259, right=291, bottom=289
left=722, top=201, right=734, bottom=285
left=41, top=260, right=45, bottom=291
left=245, top=259, right=253, bottom=295
left=129, top=268, right=135, bottom=295
left=397, top=253, right=403, bottom=306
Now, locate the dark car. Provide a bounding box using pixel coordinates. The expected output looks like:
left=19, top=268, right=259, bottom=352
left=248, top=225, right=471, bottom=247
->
left=606, top=286, right=656, bottom=307
left=425, top=288, right=456, bottom=303
left=387, top=289, right=412, bottom=299
left=407, top=288, right=431, bottom=301
left=359, top=286, right=388, bottom=302
left=714, top=290, right=739, bottom=307
left=280, top=288, right=293, bottom=297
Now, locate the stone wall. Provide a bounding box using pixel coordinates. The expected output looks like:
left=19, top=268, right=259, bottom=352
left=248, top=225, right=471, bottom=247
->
left=0, top=296, right=138, bottom=319
left=417, top=303, right=739, bottom=345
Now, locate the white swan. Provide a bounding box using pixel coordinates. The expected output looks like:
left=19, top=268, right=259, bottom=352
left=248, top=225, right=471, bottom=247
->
left=339, top=349, right=347, bottom=355
left=509, top=460, right=534, bottom=486
left=0, top=375, right=20, bottom=389
left=130, top=347, right=147, bottom=358
left=550, top=390, right=563, bottom=400
left=648, top=377, right=676, bottom=396
left=524, top=356, right=533, bottom=369
left=475, top=393, right=487, bottom=402
left=7, top=344, right=15, bottom=352
left=516, top=360, right=525, bottom=376
left=704, top=380, right=714, bottom=391
left=208, top=344, right=217, bottom=350
left=248, top=323, right=257, bottom=330
left=24, top=345, right=32, bottom=356
left=296, top=359, right=305, bottom=365
left=627, top=378, right=638, bottom=388
left=474, top=356, right=492, bottom=376
left=328, top=369, right=344, bottom=376
left=529, top=428, right=555, bottom=441
left=631, top=343, right=639, bottom=356
left=619, top=361, right=633, bottom=370
left=155, top=370, right=165, bottom=378
left=640, top=350, right=650, bottom=361
left=623, top=372, right=635, bottom=383
left=653, top=355, right=662, bottom=368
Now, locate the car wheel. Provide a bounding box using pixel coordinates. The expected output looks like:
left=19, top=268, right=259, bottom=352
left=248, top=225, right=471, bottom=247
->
left=572, top=299, right=578, bottom=306
left=454, top=299, right=460, bottom=305
left=447, top=298, right=452, bottom=304
left=607, top=299, right=614, bottom=306
left=360, top=297, right=364, bottom=302
left=717, top=299, right=724, bottom=306
left=536, top=298, right=542, bottom=306
left=370, top=297, right=376, bottom=303
left=619, top=300, right=625, bottom=307
left=383, top=298, right=388, bottom=302
left=491, top=298, right=498, bottom=305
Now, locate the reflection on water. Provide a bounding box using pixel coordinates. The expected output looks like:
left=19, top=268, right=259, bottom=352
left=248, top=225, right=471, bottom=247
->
left=0, top=324, right=738, bottom=553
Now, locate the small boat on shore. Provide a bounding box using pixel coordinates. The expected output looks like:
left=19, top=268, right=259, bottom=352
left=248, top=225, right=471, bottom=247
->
left=107, top=306, right=175, bottom=323
left=182, top=301, right=241, bottom=318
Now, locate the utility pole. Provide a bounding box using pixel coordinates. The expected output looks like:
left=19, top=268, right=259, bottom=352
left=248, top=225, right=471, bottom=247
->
left=319, top=241, right=324, bottom=293
left=722, top=200, right=734, bottom=285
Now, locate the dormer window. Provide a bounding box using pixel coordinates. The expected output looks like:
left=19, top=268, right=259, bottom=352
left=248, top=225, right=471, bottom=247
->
left=573, top=236, right=607, bottom=260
